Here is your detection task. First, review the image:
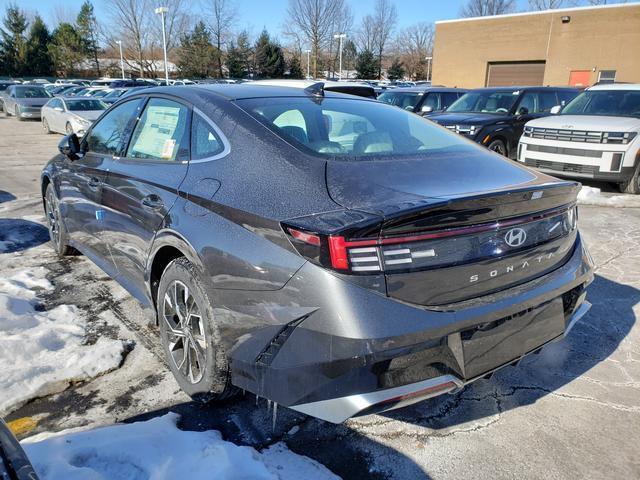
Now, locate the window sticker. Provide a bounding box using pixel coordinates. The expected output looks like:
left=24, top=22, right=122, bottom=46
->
left=130, top=106, right=180, bottom=159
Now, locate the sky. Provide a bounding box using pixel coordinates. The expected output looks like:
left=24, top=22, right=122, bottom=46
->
left=1, top=0, right=636, bottom=41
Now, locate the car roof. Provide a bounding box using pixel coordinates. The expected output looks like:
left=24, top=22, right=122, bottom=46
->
left=588, top=83, right=640, bottom=91
left=134, top=84, right=379, bottom=101
left=382, top=87, right=468, bottom=93
left=467, top=86, right=578, bottom=92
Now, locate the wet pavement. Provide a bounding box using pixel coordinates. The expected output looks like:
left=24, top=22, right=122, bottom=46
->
left=1, top=119, right=639, bottom=479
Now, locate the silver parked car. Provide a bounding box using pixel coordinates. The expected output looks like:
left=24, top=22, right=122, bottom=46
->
left=41, top=97, right=107, bottom=136
left=2, top=84, right=52, bottom=120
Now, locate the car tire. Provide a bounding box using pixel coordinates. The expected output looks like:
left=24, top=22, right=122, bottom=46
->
left=44, top=184, right=73, bottom=256
left=157, top=257, right=236, bottom=403
left=42, top=118, right=51, bottom=134
left=619, top=163, right=640, bottom=195
left=65, top=122, right=73, bottom=135
left=15, top=106, right=23, bottom=121
left=487, top=139, right=507, bottom=156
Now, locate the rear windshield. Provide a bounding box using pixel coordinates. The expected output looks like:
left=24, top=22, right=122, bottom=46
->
left=66, top=99, right=107, bottom=111
left=561, top=90, right=640, bottom=118
left=377, top=91, right=423, bottom=110
left=15, top=86, right=51, bottom=98
left=236, top=96, right=474, bottom=159
left=447, top=90, right=519, bottom=114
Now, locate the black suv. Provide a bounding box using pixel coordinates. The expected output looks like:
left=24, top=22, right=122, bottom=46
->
left=378, top=87, right=468, bottom=115
left=428, top=86, right=579, bottom=158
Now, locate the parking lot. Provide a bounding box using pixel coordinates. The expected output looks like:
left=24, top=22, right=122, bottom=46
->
left=1, top=117, right=639, bottom=479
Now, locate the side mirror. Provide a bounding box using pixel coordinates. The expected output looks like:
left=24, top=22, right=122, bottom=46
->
left=58, top=134, right=80, bottom=161
left=421, top=105, right=434, bottom=114
left=550, top=105, right=562, bottom=114
left=517, top=107, right=529, bottom=116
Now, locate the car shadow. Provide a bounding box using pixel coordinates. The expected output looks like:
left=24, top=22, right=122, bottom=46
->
left=121, top=274, right=635, bottom=479
left=0, top=191, right=16, bottom=204
left=0, top=219, right=49, bottom=253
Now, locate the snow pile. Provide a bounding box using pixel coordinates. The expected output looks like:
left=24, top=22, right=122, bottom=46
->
left=0, top=267, right=126, bottom=415
left=23, top=413, right=339, bottom=480
left=577, top=186, right=640, bottom=208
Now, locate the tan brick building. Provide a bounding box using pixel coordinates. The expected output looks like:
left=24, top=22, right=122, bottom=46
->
left=432, top=3, right=640, bottom=89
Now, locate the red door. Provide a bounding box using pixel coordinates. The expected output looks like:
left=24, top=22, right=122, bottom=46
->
left=569, top=70, right=591, bottom=87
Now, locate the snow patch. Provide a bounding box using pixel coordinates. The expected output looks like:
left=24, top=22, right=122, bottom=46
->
left=0, top=268, right=126, bottom=415
left=23, top=413, right=339, bottom=480
left=577, top=186, right=640, bottom=208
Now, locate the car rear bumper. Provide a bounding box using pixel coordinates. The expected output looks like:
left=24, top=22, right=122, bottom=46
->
left=225, top=234, right=594, bottom=423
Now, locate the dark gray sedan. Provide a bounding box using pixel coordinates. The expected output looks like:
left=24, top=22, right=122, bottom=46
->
left=41, top=84, right=594, bottom=423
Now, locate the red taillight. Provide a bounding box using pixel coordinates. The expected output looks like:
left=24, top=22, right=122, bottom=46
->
left=328, top=236, right=349, bottom=270
left=288, top=228, right=321, bottom=246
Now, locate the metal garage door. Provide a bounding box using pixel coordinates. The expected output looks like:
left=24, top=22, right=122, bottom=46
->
left=486, top=62, right=546, bottom=87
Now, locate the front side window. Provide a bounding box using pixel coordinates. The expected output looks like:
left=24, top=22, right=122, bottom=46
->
left=561, top=90, right=640, bottom=119
left=85, top=99, right=142, bottom=155
left=447, top=90, right=519, bottom=114
left=237, top=97, right=474, bottom=159
left=126, top=98, right=190, bottom=161
left=191, top=113, right=224, bottom=160
left=440, top=92, right=460, bottom=110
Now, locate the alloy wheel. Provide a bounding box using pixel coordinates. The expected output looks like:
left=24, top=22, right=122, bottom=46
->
left=45, top=189, right=60, bottom=249
left=66, top=123, right=73, bottom=135
left=43, top=118, right=50, bottom=133
left=489, top=141, right=507, bottom=156
left=161, top=280, right=207, bottom=384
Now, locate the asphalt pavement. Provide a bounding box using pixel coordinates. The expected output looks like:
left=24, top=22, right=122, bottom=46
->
left=1, top=117, right=638, bottom=479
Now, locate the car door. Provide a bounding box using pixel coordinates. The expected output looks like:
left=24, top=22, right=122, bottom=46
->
left=58, top=98, right=144, bottom=267
left=512, top=90, right=560, bottom=150
left=47, top=98, right=63, bottom=131
left=5, top=87, right=15, bottom=113
left=99, top=96, right=191, bottom=302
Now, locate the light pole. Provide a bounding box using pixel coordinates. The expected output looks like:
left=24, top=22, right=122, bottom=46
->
left=425, top=56, right=433, bottom=83
left=155, top=6, right=169, bottom=85
left=116, top=40, right=125, bottom=79
left=305, top=49, right=311, bottom=79
left=333, top=33, right=346, bottom=81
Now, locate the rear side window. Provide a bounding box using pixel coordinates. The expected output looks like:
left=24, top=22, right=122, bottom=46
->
left=85, top=99, right=142, bottom=155
left=191, top=113, right=224, bottom=160
left=126, top=98, right=190, bottom=162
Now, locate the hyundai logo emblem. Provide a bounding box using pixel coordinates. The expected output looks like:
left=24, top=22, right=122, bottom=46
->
left=504, top=228, right=527, bottom=247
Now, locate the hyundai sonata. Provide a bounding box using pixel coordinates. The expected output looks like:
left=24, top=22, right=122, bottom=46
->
left=41, top=84, right=594, bottom=423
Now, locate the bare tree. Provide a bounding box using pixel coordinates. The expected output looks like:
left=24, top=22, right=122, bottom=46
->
left=586, top=0, right=626, bottom=4
left=356, top=14, right=377, bottom=53
left=528, top=0, right=567, bottom=9
left=372, top=0, right=397, bottom=79
left=394, top=22, right=434, bottom=80
left=460, top=0, right=516, bottom=17
left=326, top=3, right=353, bottom=78
left=205, top=0, right=237, bottom=77
left=285, top=0, right=346, bottom=77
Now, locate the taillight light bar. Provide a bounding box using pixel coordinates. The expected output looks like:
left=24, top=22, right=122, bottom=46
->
left=285, top=204, right=577, bottom=275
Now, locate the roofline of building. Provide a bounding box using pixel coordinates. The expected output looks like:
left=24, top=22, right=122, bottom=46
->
left=435, top=2, right=639, bottom=25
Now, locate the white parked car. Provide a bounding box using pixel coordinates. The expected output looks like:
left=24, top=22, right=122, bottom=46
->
left=41, top=97, right=107, bottom=136
left=518, top=83, right=640, bottom=194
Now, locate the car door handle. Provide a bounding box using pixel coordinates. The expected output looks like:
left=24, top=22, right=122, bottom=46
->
left=141, top=194, right=164, bottom=210
left=88, top=176, right=101, bottom=188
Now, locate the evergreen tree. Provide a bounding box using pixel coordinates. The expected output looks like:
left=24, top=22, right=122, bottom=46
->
left=48, top=23, right=83, bottom=77
left=287, top=54, right=303, bottom=79
left=355, top=50, right=378, bottom=79
left=25, top=15, right=52, bottom=76
left=254, top=29, right=285, bottom=79
left=226, top=30, right=252, bottom=79
left=177, top=21, right=219, bottom=78
left=76, top=1, right=101, bottom=76
left=387, top=58, right=405, bottom=81
left=0, top=4, right=28, bottom=76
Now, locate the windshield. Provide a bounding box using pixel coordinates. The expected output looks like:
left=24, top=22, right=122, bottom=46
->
left=561, top=90, right=640, bottom=118
left=105, top=89, right=127, bottom=98
left=447, top=90, right=519, bottom=114
left=377, top=91, right=423, bottom=110
left=90, top=90, right=109, bottom=97
left=237, top=96, right=475, bottom=159
left=15, top=86, right=51, bottom=98
left=66, top=99, right=107, bottom=111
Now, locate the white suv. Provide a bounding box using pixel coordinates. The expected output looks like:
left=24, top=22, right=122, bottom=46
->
left=517, top=84, right=640, bottom=194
